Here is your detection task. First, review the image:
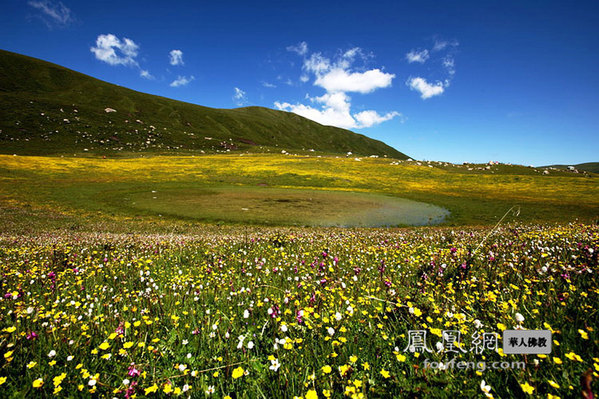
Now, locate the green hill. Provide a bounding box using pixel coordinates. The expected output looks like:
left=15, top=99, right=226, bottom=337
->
left=0, top=49, right=407, bottom=158
left=542, top=162, right=599, bottom=174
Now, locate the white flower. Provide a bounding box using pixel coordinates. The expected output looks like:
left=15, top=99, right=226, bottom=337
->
left=281, top=324, right=288, bottom=332
left=515, top=313, right=525, bottom=323
left=182, top=339, right=188, bottom=345
left=436, top=342, right=444, bottom=352
left=474, top=319, right=483, bottom=329
left=67, top=355, right=74, bottom=361
left=48, top=350, right=56, bottom=358
left=187, top=353, right=192, bottom=359
left=243, top=309, right=250, bottom=318
left=327, top=327, right=335, bottom=336
left=123, top=379, right=130, bottom=386
left=206, top=385, right=215, bottom=394
left=480, top=380, right=492, bottom=397
left=269, top=358, right=281, bottom=372
left=178, top=364, right=187, bottom=372
left=335, top=312, right=342, bottom=321
left=247, top=341, right=254, bottom=349
left=182, top=384, right=190, bottom=392
left=88, top=379, right=97, bottom=387
left=27, top=307, right=34, bottom=314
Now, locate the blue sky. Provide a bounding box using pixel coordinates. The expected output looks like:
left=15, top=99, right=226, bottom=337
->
left=2, top=0, right=598, bottom=165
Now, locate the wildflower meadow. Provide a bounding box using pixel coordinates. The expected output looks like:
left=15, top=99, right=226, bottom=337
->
left=1, top=224, right=597, bottom=397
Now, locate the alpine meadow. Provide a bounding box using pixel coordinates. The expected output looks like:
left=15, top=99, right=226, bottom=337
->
left=1, top=2, right=598, bottom=398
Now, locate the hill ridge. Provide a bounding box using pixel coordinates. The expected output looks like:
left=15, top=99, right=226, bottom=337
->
left=0, top=49, right=407, bottom=158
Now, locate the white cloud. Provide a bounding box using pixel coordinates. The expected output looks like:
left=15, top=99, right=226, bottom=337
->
left=275, top=44, right=400, bottom=129
left=275, top=91, right=400, bottom=129
left=90, top=34, right=139, bottom=66
left=262, top=82, right=276, bottom=88
left=315, top=68, right=394, bottom=94
left=354, top=110, right=401, bottom=128
left=170, top=75, right=194, bottom=87
left=233, top=87, right=247, bottom=106
left=286, top=41, right=308, bottom=56
left=406, top=49, right=429, bottom=64
left=169, top=49, right=184, bottom=66
left=443, top=56, right=456, bottom=75
left=407, top=77, right=447, bottom=99
left=433, top=39, right=459, bottom=52
left=140, top=70, right=153, bottom=79
left=28, top=0, right=73, bottom=26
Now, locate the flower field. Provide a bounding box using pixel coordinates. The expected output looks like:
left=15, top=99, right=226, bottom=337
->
left=0, top=223, right=597, bottom=398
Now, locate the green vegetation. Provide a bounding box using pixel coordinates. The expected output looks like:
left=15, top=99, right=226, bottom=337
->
left=0, top=154, right=597, bottom=232
left=0, top=224, right=597, bottom=398
left=0, top=49, right=406, bottom=158
left=542, top=162, right=599, bottom=174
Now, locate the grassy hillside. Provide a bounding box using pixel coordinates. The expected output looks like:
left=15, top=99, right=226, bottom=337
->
left=0, top=49, right=407, bottom=158
left=542, top=162, right=599, bottom=174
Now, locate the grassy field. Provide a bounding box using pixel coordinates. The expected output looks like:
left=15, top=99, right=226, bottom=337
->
left=0, top=224, right=597, bottom=398
left=0, top=153, right=598, bottom=398
left=0, top=153, right=597, bottom=232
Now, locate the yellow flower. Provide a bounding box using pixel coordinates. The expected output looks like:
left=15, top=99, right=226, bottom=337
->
left=548, top=380, right=560, bottom=389
left=553, top=357, right=562, bottom=365
left=306, top=389, right=318, bottom=399
left=565, top=352, right=583, bottom=362
left=163, top=383, right=173, bottom=394
left=497, top=323, right=507, bottom=331
left=145, top=384, right=159, bottom=394
left=349, top=355, right=358, bottom=363
left=53, top=386, right=63, bottom=395
left=99, top=342, right=110, bottom=350
left=123, top=342, right=134, bottom=349
left=27, top=361, right=37, bottom=369
left=380, top=369, right=390, bottom=379
left=396, top=353, right=406, bottom=362
left=2, top=326, right=16, bottom=333
left=232, top=366, right=244, bottom=379
left=0, top=376, right=7, bottom=385
left=4, top=351, right=13, bottom=359
left=578, top=330, right=589, bottom=339
left=362, top=362, right=370, bottom=370
left=322, top=365, right=332, bottom=374
left=33, top=378, right=44, bottom=388
left=520, top=382, right=535, bottom=395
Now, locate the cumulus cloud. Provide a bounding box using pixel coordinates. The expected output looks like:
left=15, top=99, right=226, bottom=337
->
left=406, top=38, right=458, bottom=99
left=274, top=43, right=399, bottom=129
left=90, top=34, right=139, bottom=66
left=275, top=91, right=400, bottom=130
left=170, top=75, right=194, bottom=87
left=169, top=49, right=184, bottom=66
left=407, top=77, right=447, bottom=99
left=28, top=0, right=73, bottom=27
left=233, top=87, right=248, bottom=106
left=406, top=49, right=429, bottom=64
left=315, top=68, right=394, bottom=94
left=286, top=41, right=308, bottom=56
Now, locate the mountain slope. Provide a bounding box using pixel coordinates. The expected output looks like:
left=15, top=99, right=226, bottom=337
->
left=0, top=49, right=407, bottom=158
left=542, top=163, right=599, bottom=174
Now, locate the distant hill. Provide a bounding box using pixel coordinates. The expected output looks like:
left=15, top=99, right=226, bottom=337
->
left=542, top=163, right=599, bottom=174
left=0, top=49, right=407, bottom=158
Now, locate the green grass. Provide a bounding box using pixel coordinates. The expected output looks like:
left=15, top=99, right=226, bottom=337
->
left=0, top=49, right=406, bottom=158
left=0, top=154, right=597, bottom=233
